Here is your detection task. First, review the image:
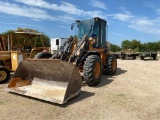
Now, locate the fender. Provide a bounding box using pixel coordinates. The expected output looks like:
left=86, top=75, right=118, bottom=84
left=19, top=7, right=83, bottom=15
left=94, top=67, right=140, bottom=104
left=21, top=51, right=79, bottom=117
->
left=78, top=51, right=100, bottom=66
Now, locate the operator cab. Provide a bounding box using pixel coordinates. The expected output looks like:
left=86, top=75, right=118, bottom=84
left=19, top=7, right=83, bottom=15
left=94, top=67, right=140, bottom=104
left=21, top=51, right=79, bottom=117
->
left=71, top=17, right=107, bottom=48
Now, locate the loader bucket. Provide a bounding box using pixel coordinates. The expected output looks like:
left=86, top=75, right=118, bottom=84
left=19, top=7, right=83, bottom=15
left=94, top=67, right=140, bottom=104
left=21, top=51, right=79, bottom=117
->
left=7, top=59, right=82, bottom=104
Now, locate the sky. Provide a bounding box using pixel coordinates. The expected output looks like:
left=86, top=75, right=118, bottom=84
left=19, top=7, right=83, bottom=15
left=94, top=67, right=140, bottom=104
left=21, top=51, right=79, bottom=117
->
left=0, top=0, right=160, bottom=46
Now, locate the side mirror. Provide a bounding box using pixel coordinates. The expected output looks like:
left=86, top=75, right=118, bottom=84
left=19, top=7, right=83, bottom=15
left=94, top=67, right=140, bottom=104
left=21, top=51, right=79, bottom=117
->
left=71, top=23, right=74, bottom=30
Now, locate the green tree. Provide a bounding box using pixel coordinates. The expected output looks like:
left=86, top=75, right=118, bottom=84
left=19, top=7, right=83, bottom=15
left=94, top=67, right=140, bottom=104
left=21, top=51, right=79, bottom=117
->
left=157, top=41, right=160, bottom=50
left=146, top=42, right=160, bottom=51
left=140, top=43, right=147, bottom=51
left=140, top=41, right=160, bottom=52
left=131, top=39, right=141, bottom=50
left=121, top=40, right=131, bottom=50
left=110, top=44, right=121, bottom=52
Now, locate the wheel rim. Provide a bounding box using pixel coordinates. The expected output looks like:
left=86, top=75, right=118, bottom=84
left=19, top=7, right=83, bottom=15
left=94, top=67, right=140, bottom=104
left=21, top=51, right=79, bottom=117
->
left=112, top=59, right=117, bottom=71
left=0, top=71, right=7, bottom=81
left=94, top=62, right=100, bottom=79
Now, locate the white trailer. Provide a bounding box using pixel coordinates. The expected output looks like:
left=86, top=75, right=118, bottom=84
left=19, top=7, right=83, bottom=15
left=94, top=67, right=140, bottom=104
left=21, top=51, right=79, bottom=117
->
left=50, top=38, right=67, bottom=54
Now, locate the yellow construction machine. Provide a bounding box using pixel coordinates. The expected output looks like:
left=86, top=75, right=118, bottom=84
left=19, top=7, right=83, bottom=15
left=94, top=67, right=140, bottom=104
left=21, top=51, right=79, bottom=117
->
left=7, top=17, right=117, bottom=104
left=0, top=28, right=51, bottom=83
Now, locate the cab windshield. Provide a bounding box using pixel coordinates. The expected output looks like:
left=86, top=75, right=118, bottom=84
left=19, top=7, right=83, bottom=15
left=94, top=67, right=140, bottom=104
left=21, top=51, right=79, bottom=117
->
left=77, top=19, right=94, bottom=39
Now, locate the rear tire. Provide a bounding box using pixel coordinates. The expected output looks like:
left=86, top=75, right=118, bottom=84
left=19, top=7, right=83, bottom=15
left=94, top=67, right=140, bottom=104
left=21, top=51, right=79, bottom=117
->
left=0, top=67, right=10, bottom=84
left=83, top=55, right=101, bottom=86
left=133, top=56, right=136, bottom=59
left=121, top=56, right=125, bottom=59
left=140, top=56, right=144, bottom=60
left=104, top=55, right=117, bottom=75
left=34, top=52, right=52, bottom=59
left=153, top=55, right=157, bottom=60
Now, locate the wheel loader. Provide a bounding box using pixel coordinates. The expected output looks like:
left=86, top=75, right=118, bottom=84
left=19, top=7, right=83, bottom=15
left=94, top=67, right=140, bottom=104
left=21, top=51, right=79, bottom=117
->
left=7, top=17, right=117, bottom=104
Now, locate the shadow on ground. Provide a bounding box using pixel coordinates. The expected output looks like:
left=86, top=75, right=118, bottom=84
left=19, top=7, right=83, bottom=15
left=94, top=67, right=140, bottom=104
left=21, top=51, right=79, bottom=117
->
left=6, top=67, right=127, bottom=107
left=120, top=58, right=137, bottom=60
left=9, top=90, right=94, bottom=107
left=94, top=67, right=127, bottom=88
left=141, top=58, right=159, bottom=61
left=60, top=91, right=95, bottom=107
left=115, top=67, right=127, bottom=76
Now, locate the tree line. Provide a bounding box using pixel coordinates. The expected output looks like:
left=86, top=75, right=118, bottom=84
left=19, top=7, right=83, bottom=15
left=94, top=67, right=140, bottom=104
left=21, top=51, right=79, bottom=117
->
left=111, top=39, right=160, bottom=52
left=1, top=29, right=160, bottom=52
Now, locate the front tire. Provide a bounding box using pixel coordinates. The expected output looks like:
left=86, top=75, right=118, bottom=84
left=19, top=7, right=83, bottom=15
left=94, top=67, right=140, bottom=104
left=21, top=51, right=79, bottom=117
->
left=83, top=55, right=102, bottom=86
left=0, top=67, right=10, bottom=84
left=34, top=52, right=52, bottom=59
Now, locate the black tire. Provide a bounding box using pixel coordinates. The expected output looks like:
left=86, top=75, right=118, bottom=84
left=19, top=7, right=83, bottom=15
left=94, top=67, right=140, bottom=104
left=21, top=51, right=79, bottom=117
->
left=121, top=56, right=126, bottom=60
left=121, top=53, right=126, bottom=60
left=104, top=55, right=117, bottom=75
left=0, top=67, right=10, bottom=84
left=34, top=52, right=52, bottom=59
left=133, top=56, right=136, bottom=59
left=83, top=55, right=102, bottom=86
left=153, top=55, right=157, bottom=60
left=140, top=56, right=144, bottom=60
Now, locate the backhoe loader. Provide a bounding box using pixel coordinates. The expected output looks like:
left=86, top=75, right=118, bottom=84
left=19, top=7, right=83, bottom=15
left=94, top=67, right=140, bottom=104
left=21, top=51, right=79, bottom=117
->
left=0, top=29, right=51, bottom=83
left=7, top=17, right=117, bottom=104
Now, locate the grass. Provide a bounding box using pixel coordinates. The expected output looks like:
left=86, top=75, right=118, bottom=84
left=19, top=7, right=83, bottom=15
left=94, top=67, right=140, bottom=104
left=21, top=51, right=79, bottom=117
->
left=0, top=100, right=4, bottom=104
left=108, top=93, right=128, bottom=105
left=0, top=99, right=10, bottom=105
left=0, top=100, right=5, bottom=105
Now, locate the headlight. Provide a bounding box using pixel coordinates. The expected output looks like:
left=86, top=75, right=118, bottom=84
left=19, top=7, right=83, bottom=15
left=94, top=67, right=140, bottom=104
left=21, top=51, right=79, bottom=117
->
left=89, top=37, right=97, bottom=44
left=92, top=39, right=96, bottom=43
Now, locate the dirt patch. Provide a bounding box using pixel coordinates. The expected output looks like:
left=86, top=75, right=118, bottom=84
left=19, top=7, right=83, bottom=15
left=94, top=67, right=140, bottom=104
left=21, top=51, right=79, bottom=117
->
left=0, top=58, right=160, bottom=120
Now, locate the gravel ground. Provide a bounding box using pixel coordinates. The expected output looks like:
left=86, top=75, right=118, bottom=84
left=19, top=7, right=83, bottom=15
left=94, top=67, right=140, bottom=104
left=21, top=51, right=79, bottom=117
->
left=0, top=57, right=160, bottom=120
